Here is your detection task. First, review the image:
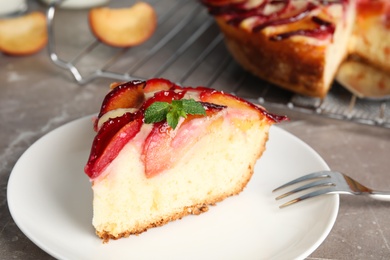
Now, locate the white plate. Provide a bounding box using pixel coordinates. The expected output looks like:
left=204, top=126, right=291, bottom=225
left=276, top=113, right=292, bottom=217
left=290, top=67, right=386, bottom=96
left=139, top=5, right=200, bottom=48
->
left=7, top=116, right=338, bottom=260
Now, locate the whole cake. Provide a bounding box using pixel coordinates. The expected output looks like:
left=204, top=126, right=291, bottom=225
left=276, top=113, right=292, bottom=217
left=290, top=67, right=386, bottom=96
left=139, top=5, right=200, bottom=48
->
left=84, top=78, right=287, bottom=242
left=201, top=0, right=356, bottom=97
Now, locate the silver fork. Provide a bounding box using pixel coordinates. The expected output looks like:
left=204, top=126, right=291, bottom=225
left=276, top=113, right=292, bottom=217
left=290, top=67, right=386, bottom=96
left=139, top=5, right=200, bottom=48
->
left=273, top=171, right=390, bottom=208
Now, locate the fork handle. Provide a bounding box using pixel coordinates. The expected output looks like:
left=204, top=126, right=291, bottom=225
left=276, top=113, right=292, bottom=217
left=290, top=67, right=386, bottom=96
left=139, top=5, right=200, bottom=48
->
left=369, top=192, right=390, bottom=202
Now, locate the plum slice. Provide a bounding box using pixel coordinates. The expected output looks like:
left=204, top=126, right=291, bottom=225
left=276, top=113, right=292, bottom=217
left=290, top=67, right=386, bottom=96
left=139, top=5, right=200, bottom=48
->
left=98, top=80, right=145, bottom=118
left=85, top=112, right=143, bottom=179
left=142, top=103, right=225, bottom=178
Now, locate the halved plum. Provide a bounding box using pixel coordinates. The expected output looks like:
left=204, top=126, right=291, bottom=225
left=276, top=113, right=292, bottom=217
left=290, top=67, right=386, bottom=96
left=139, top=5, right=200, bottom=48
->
left=89, top=2, right=157, bottom=47
left=0, top=12, right=48, bottom=56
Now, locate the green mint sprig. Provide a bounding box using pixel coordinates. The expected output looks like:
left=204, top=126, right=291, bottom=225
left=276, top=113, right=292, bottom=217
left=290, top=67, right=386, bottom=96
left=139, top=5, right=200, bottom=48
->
left=144, top=99, right=206, bottom=129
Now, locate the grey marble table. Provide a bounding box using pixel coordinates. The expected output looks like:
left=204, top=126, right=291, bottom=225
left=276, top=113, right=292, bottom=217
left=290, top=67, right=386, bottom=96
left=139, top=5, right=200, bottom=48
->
left=1, top=0, right=390, bottom=259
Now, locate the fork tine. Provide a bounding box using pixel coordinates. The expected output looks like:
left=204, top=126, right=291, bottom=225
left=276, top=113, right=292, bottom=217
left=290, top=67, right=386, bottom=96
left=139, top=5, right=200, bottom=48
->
left=279, top=187, right=336, bottom=208
left=272, top=171, right=330, bottom=192
left=275, top=179, right=334, bottom=200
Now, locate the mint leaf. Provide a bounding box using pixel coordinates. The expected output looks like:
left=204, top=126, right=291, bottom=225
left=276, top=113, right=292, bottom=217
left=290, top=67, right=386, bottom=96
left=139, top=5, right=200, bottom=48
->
left=181, top=99, right=206, bottom=116
left=144, top=101, right=170, bottom=124
left=166, top=110, right=180, bottom=129
left=171, top=100, right=188, bottom=119
left=144, top=99, right=206, bottom=129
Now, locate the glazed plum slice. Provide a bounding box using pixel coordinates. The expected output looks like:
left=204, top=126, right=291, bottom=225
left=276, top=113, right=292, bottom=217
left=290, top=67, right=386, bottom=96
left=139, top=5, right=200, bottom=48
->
left=85, top=112, right=143, bottom=179
left=98, top=80, right=145, bottom=118
left=143, top=78, right=177, bottom=93
left=200, top=89, right=287, bottom=122
left=141, top=89, right=186, bottom=111
left=142, top=103, right=225, bottom=177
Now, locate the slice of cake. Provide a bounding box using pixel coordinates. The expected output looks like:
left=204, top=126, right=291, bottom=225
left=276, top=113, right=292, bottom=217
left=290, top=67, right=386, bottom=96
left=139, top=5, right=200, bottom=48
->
left=201, top=0, right=356, bottom=97
left=84, top=78, right=287, bottom=242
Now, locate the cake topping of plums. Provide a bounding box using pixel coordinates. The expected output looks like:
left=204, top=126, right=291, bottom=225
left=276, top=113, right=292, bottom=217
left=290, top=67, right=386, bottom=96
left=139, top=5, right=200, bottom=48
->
left=85, top=78, right=288, bottom=179
left=201, top=0, right=348, bottom=41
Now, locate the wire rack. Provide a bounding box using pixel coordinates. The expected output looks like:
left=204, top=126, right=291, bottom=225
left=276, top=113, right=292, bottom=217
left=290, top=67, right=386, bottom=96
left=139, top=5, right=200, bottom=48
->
left=46, top=0, right=390, bottom=128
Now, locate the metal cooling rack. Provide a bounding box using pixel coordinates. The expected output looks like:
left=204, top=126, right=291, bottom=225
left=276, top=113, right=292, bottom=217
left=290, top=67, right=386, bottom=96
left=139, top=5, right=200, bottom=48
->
left=46, top=0, right=390, bottom=128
